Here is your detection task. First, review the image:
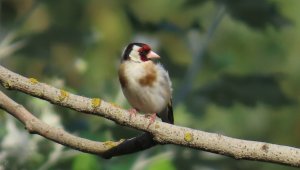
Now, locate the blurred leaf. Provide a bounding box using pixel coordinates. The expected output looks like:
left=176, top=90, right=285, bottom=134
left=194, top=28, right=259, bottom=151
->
left=72, top=153, right=101, bottom=170
left=219, top=0, right=290, bottom=29
left=198, top=74, right=293, bottom=107
left=183, top=0, right=209, bottom=7
left=125, top=6, right=183, bottom=34
left=0, top=0, right=18, bottom=26
left=147, top=158, right=175, bottom=170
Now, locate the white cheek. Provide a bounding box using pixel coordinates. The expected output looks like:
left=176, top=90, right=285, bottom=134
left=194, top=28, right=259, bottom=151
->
left=129, top=51, right=141, bottom=62
left=129, top=45, right=143, bottom=62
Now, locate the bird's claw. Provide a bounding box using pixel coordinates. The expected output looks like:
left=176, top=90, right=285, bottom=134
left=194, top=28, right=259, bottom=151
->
left=128, top=108, right=137, bottom=120
left=145, top=113, right=157, bottom=128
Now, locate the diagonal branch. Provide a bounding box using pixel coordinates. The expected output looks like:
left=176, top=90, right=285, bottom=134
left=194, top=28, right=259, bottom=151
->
left=0, top=65, right=300, bottom=167
left=0, top=90, right=123, bottom=155
left=174, top=4, right=226, bottom=105
left=0, top=89, right=155, bottom=158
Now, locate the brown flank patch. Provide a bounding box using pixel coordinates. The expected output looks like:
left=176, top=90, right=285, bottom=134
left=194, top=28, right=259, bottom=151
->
left=139, top=62, right=157, bottom=87
left=118, top=64, right=128, bottom=88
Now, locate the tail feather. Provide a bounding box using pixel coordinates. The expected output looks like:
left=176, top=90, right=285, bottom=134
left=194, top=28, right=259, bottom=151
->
left=159, top=99, right=174, bottom=124
left=167, top=101, right=174, bottom=124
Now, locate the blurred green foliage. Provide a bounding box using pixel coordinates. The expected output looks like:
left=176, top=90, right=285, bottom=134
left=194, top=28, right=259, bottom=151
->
left=1, top=0, right=300, bottom=170
left=72, top=154, right=101, bottom=170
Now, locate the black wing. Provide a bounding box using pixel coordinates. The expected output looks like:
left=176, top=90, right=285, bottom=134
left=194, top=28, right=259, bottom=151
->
left=159, top=99, right=174, bottom=124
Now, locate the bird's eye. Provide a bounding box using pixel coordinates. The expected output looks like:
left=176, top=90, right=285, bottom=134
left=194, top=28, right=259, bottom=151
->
left=140, top=50, right=148, bottom=56
left=138, top=44, right=151, bottom=61
left=138, top=45, right=151, bottom=55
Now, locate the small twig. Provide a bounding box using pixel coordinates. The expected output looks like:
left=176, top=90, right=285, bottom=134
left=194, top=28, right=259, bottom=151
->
left=0, top=33, right=26, bottom=60
left=174, top=5, right=226, bottom=105
left=37, top=144, right=64, bottom=170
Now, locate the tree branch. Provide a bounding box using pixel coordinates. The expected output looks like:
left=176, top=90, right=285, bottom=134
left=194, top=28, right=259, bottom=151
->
left=0, top=90, right=123, bottom=155
left=102, top=132, right=156, bottom=159
left=0, top=65, right=299, bottom=167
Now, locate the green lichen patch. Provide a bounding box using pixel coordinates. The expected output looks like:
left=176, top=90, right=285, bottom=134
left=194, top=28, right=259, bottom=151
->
left=59, top=89, right=69, bottom=101
left=111, top=103, right=121, bottom=108
left=184, top=132, right=194, bottom=142
left=91, top=98, right=101, bottom=108
left=103, top=141, right=117, bottom=149
left=29, top=78, right=39, bottom=84
left=2, top=81, right=11, bottom=89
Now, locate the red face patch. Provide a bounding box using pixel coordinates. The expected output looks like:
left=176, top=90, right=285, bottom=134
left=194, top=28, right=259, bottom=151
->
left=138, top=44, right=151, bottom=61
left=138, top=44, right=151, bottom=53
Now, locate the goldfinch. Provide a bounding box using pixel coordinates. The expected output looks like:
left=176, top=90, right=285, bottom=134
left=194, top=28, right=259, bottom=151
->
left=118, top=43, right=174, bottom=125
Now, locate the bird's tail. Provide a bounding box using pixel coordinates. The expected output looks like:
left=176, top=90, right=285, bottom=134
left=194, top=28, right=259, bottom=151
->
left=159, top=99, right=174, bottom=124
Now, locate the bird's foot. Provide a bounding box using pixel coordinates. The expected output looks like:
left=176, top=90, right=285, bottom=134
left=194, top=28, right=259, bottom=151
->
left=128, top=108, right=137, bottom=120
left=145, top=113, right=157, bottom=128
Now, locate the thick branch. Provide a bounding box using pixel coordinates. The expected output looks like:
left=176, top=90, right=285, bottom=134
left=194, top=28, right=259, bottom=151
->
left=0, top=89, right=156, bottom=158
left=0, top=90, right=123, bottom=155
left=0, top=65, right=300, bottom=167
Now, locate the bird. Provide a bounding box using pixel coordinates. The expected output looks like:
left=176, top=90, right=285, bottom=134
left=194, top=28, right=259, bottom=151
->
left=118, top=42, right=174, bottom=126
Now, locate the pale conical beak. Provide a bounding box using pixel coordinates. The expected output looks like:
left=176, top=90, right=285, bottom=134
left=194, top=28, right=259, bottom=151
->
left=147, top=51, right=160, bottom=59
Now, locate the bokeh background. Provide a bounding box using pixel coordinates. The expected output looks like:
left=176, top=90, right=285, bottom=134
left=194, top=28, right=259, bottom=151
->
left=1, top=0, right=300, bottom=170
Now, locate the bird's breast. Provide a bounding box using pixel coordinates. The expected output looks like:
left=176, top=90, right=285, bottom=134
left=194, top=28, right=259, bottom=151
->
left=119, top=61, right=172, bottom=113
left=138, top=62, right=157, bottom=87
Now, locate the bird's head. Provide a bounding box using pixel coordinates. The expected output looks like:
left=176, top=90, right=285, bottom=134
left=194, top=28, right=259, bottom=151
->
left=121, top=43, right=160, bottom=63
